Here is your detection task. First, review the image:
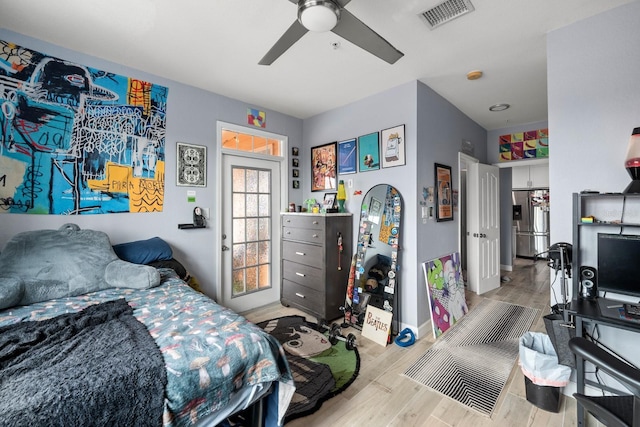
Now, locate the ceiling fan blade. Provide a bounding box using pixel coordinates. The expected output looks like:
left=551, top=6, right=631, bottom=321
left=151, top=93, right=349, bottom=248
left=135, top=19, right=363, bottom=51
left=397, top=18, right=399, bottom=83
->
left=259, top=20, right=309, bottom=65
left=331, top=8, right=403, bottom=64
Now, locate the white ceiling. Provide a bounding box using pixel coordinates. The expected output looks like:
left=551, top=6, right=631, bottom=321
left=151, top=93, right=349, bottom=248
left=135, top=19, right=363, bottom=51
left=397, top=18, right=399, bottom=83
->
left=0, top=0, right=634, bottom=130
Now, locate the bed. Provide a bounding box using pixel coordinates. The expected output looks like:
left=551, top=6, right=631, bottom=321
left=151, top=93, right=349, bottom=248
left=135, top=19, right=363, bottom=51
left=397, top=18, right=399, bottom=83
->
left=0, top=225, right=294, bottom=427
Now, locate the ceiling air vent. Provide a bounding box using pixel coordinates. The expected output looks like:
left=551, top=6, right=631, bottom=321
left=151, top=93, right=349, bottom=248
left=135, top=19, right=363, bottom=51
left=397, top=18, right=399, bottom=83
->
left=419, top=0, right=475, bottom=30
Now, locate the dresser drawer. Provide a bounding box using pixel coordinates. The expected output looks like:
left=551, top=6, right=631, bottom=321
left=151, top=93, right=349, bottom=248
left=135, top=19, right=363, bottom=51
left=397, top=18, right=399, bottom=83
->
left=282, top=260, right=324, bottom=292
left=282, top=215, right=323, bottom=230
left=282, top=279, right=323, bottom=314
left=283, top=226, right=325, bottom=244
left=282, top=240, right=324, bottom=267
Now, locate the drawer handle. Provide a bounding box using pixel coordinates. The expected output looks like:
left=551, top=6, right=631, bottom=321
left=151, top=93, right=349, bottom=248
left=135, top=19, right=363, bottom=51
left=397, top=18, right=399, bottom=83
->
left=295, top=251, right=306, bottom=256
left=312, top=234, right=318, bottom=238
left=285, top=219, right=291, bottom=223
left=295, top=293, right=305, bottom=299
left=295, top=272, right=305, bottom=277
left=286, top=231, right=291, bottom=235
left=312, top=221, right=319, bottom=225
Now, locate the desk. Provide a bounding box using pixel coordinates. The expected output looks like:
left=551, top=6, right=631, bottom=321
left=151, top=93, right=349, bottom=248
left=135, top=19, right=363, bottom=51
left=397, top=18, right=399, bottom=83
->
left=567, top=297, right=640, bottom=426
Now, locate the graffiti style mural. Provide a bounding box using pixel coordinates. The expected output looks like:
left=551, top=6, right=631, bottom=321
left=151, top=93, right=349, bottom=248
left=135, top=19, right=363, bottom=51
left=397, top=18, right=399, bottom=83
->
left=0, top=40, right=168, bottom=215
left=422, top=252, right=468, bottom=339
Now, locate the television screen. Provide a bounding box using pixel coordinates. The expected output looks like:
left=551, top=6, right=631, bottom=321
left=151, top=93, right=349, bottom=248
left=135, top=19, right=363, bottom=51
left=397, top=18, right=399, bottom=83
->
left=598, top=233, right=640, bottom=298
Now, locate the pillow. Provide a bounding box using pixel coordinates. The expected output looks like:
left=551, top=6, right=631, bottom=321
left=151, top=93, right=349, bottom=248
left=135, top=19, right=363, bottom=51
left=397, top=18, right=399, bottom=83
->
left=147, top=258, right=189, bottom=280
left=113, top=237, right=173, bottom=265
left=0, top=224, right=161, bottom=309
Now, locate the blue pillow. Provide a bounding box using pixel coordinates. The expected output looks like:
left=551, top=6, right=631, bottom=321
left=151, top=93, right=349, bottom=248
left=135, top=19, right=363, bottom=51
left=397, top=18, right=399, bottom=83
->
left=112, top=237, right=173, bottom=265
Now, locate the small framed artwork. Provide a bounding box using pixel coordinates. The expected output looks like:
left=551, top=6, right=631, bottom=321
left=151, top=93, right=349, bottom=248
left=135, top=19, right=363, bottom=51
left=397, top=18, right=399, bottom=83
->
left=292, top=169, right=299, bottom=178
left=292, top=158, right=299, bottom=167
left=292, top=180, right=300, bottom=189
left=435, top=163, right=453, bottom=222
left=357, top=132, right=380, bottom=172
left=323, top=192, right=337, bottom=210
left=380, top=124, right=405, bottom=168
left=338, top=138, right=357, bottom=175
left=292, top=146, right=299, bottom=157
left=176, top=142, right=207, bottom=187
left=311, top=141, right=337, bottom=192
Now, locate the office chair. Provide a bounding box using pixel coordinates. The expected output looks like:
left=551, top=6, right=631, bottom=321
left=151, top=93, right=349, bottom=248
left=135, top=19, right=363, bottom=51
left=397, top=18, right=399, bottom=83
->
left=569, top=337, right=640, bottom=427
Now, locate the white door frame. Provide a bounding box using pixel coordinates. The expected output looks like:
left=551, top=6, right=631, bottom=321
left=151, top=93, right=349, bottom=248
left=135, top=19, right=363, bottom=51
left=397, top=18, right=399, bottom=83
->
left=458, top=152, right=479, bottom=273
left=215, top=121, right=288, bottom=306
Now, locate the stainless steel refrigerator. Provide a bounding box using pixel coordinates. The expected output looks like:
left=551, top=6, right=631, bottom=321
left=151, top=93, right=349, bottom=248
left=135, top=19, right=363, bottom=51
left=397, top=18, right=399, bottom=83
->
left=512, top=189, right=550, bottom=258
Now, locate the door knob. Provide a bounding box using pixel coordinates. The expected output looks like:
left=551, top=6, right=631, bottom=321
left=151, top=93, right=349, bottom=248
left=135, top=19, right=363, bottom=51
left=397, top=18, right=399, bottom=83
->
left=221, top=245, right=230, bottom=251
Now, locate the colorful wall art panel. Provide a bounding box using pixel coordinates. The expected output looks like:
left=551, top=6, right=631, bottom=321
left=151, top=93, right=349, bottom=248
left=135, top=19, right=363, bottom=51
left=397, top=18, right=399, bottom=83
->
left=0, top=40, right=168, bottom=215
left=247, top=108, right=266, bottom=128
left=422, top=252, right=468, bottom=339
left=499, top=128, right=548, bottom=161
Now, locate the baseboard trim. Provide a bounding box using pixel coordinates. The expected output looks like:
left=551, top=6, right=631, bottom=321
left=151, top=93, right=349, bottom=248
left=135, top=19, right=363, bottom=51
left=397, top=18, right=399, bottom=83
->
left=398, top=319, right=432, bottom=341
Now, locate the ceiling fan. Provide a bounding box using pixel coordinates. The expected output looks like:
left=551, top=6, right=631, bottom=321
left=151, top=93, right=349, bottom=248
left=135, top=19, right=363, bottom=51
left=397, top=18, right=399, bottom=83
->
left=259, top=0, right=404, bottom=65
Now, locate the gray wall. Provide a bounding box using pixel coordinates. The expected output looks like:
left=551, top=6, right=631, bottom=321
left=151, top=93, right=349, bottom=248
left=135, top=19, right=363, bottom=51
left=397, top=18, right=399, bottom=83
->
left=0, top=29, right=303, bottom=301
left=487, top=120, right=549, bottom=269
left=415, top=82, right=487, bottom=331
left=302, top=80, right=487, bottom=335
left=548, top=1, right=640, bottom=367
left=302, top=81, right=421, bottom=331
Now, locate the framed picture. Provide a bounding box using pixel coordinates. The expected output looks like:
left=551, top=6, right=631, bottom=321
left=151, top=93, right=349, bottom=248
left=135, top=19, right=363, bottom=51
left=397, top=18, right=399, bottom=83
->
left=292, top=158, right=299, bottom=167
left=292, top=146, right=299, bottom=157
left=292, top=169, right=299, bottom=178
left=357, top=132, right=380, bottom=172
left=435, top=163, right=453, bottom=222
left=176, top=142, right=207, bottom=187
left=323, top=192, right=337, bottom=210
left=292, top=180, right=300, bottom=189
left=311, top=142, right=337, bottom=192
left=380, top=124, right=405, bottom=168
left=338, top=138, right=357, bottom=175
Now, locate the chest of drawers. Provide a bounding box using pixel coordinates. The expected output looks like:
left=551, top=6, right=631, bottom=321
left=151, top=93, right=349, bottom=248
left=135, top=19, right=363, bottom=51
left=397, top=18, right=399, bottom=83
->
left=281, top=213, right=352, bottom=323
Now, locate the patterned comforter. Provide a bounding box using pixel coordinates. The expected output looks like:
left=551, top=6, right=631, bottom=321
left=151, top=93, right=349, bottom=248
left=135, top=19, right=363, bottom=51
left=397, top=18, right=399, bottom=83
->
left=0, top=269, right=294, bottom=427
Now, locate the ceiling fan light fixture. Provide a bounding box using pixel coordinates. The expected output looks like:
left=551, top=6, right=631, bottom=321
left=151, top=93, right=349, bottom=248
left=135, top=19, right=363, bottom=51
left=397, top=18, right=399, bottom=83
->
left=298, top=0, right=340, bottom=32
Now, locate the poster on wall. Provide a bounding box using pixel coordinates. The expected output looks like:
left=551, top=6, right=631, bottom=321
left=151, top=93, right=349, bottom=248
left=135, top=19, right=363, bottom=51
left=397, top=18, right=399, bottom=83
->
left=0, top=39, right=168, bottom=215
left=357, top=132, right=380, bottom=172
left=422, top=252, right=468, bottom=339
left=499, top=128, right=548, bottom=161
left=176, top=143, right=207, bottom=187
left=311, top=142, right=337, bottom=191
left=337, top=138, right=357, bottom=175
left=380, top=124, right=405, bottom=168
left=435, top=163, right=453, bottom=222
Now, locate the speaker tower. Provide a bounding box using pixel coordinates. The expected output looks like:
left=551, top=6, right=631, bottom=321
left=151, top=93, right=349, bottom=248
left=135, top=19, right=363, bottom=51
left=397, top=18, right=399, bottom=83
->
left=580, top=266, right=597, bottom=299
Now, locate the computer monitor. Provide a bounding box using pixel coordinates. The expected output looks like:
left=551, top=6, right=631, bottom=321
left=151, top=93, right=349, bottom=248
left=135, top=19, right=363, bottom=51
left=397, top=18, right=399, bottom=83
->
left=598, top=233, right=640, bottom=298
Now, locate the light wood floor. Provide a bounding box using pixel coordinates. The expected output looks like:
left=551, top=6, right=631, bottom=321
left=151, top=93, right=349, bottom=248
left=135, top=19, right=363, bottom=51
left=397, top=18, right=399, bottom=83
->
left=243, top=258, right=595, bottom=427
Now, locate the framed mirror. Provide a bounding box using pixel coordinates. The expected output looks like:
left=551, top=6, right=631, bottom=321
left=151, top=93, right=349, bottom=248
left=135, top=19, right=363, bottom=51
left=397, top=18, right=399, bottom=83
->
left=343, top=184, right=402, bottom=336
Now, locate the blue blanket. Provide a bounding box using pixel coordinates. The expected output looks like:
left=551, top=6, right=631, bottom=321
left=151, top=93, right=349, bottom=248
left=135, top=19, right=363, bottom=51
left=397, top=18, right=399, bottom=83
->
left=0, top=269, right=295, bottom=426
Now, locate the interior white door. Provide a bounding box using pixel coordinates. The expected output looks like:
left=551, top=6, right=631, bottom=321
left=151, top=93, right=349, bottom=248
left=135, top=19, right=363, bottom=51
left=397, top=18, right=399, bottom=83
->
left=220, top=154, right=281, bottom=312
left=467, top=162, right=500, bottom=294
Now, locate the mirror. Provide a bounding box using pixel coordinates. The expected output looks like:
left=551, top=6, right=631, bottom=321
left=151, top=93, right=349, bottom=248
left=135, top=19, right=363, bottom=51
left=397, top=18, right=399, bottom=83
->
left=343, top=184, right=402, bottom=335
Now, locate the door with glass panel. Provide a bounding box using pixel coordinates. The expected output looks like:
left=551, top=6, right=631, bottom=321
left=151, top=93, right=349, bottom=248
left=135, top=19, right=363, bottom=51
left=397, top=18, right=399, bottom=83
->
left=221, top=154, right=281, bottom=312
